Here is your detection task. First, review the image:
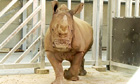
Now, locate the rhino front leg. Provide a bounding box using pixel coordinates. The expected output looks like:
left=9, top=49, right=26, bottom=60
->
left=46, top=52, right=64, bottom=84
left=64, top=52, right=84, bottom=81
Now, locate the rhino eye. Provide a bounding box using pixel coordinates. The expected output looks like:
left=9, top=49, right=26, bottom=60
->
left=71, top=30, right=73, bottom=32
left=52, top=28, right=54, bottom=31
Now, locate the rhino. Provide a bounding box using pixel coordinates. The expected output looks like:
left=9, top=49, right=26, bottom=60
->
left=44, top=1, right=93, bottom=84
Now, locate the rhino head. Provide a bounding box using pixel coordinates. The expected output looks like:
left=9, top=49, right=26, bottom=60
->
left=50, top=1, right=84, bottom=52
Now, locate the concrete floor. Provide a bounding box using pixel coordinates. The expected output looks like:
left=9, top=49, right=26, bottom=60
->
left=0, top=68, right=133, bottom=84
left=0, top=51, right=138, bottom=84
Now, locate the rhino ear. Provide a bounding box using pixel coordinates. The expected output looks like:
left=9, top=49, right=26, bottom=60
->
left=69, top=3, right=84, bottom=15
left=51, top=0, right=59, bottom=14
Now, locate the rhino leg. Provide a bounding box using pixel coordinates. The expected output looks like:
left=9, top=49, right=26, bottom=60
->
left=79, top=58, right=87, bottom=76
left=46, top=52, right=64, bottom=84
left=64, top=52, right=84, bottom=81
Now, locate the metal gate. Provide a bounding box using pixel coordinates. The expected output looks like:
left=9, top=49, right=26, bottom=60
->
left=0, top=0, right=98, bottom=70
left=2, top=0, right=139, bottom=71
left=0, top=0, right=46, bottom=69
left=107, top=0, right=140, bottom=70
left=112, top=18, right=140, bottom=66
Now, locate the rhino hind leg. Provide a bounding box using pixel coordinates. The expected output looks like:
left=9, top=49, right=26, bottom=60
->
left=79, top=58, right=87, bottom=76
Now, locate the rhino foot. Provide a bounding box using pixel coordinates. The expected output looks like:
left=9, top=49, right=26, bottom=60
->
left=79, top=69, right=87, bottom=76
left=64, top=70, right=79, bottom=81
left=51, top=79, right=63, bottom=84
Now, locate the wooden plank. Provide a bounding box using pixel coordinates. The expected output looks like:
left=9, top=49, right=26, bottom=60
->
left=0, top=6, right=41, bottom=50
left=14, top=36, right=41, bottom=63
left=80, top=0, right=84, bottom=20
left=40, top=0, right=46, bottom=69
left=30, top=51, right=41, bottom=63
left=0, top=0, right=18, bottom=17
left=0, top=21, right=41, bottom=64
left=0, top=0, right=33, bottom=34
left=22, top=0, right=28, bottom=51
left=0, top=63, right=40, bottom=69
left=134, top=0, right=139, bottom=17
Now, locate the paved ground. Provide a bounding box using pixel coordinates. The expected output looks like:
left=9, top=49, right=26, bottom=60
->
left=0, top=51, right=138, bottom=84
left=0, top=68, right=133, bottom=84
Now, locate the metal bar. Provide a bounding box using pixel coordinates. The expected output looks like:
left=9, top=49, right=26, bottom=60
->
left=116, top=0, right=121, bottom=17
left=0, top=0, right=18, bottom=17
left=128, top=0, right=132, bottom=17
left=30, top=51, right=41, bottom=63
left=125, top=0, right=132, bottom=17
left=0, top=0, right=33, bottom=34
left=92, top=0, right=103, bottom=66
left=80, top=0, right=84, bottom=20
left=125, top=0, right=129, bottom=17
left=0, top=6, right=41, bottom=50
left=68, top=0, right=71, bottom=10
left=45, top=60, right=96, bottom=66
left=107, top=0, right=114, bottom=69
left=40, top=0, right=46, bottom=69
left=22, top=0, right=28, bottom=51
left=92, top=0, right=97, bottom=63
left=0, top=21, right=41, bottom=64
left=0, top=63, right=40, bottom=69
left=92, top=0, right=97, bottom=64
left=134, top=0, right=139, bottom=17
left=31, top=0, right=39, bottom=60
left=14, top=36, right=41, bottom=63
left=111, top=61, right=139, bottom=70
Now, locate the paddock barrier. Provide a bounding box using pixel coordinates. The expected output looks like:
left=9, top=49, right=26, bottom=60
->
left=107, top=0, right=140, bottom=70
left=0, top=0, right=46, bottom=70
left=0, top=0, right=140, bottom=72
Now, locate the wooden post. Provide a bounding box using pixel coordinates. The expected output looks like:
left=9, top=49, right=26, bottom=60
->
left=92, top=0, right=103, bottom=66
left=22, top=0, right=28, bottom=51
left=80, top=0, right=84, bottom=20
